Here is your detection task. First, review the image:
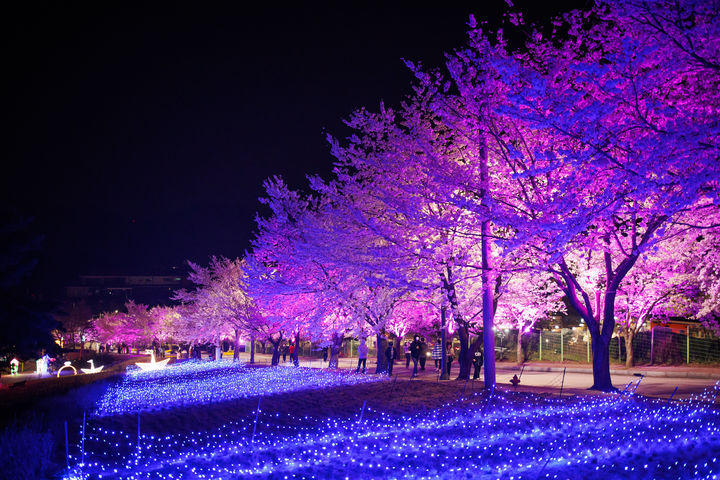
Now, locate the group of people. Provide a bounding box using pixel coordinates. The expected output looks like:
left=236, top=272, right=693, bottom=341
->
left=355, top=335, right=484, bottom=379
left=281, top=342, right=296, bottom=362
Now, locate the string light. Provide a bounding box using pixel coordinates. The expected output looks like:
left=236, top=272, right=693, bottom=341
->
left=94, top=361, right=383, bottom=416
left=69, top=367, right=720, bottom=479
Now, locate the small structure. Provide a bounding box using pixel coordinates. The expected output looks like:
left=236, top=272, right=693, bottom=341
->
left=81, top=359, right=104, bottom=374
left=510, top=374, right=521, bottom=387
left=135, top=351, right=170, bottom=372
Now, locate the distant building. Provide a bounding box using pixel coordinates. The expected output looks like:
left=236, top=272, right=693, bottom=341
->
left=65, top=272, right=191, bottom=315
left=649, top=318, right=710, bottom=338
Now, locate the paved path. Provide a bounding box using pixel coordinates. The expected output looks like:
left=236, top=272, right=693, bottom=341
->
left=245, top=352, right=719, bottom=399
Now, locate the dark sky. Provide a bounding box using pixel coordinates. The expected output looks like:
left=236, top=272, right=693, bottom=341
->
left=5, top=1, right=581, bottom=296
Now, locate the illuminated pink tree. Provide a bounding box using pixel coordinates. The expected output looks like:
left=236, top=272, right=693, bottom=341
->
left=320, top=96, right=506, bottom=382
left=247, top=177, right=417, bottom=370
left=173, top=262, right=237, bottom=361
left=443, top=0, right=720, bottom=391
left=494, top=270, right=564, bottom=364
left=654, top=217, right=720, bottom=336
left=89, top=310, right=127, bottom=347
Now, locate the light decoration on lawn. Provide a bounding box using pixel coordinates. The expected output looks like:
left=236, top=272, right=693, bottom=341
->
left=66, top=379, right=720, bottom=479
left=81, top=360, right=104, bottom=374
left=134, top=352, right=170, bottom=372
left=57, top=361, right=77, bottom=377
left=9, top=358, right=19, bottom=375
left=94, top=361, right=384, bottom=416
left=36, top=354, right=50, bottom=375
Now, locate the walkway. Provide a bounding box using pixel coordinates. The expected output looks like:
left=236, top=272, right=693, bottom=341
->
left=244, top=352, right=720, bottom=399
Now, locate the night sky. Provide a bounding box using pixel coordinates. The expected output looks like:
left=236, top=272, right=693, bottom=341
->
left=5, top=1, right=580, bottom=297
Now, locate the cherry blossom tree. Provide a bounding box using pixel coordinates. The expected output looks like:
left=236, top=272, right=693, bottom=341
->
left=89, top=310, right=127, bottom=348
left=55, top=299, right=93, bottom=353
left=179, top=257, right=269, bottom=364
left=614, top=234, right=697, bottom=367
left=441, top=0, right=720, bottom=391
left=319, top=96, right=504, bottom=382
left=247, top=176, right=417, bottom=370
left=494, top=269, right=564, bottom=364
left=658, top=217, right=720, bottom=336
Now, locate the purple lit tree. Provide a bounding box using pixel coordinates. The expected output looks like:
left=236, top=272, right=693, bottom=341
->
left=441, top=0, right=720, bottom=390
left=494, top=270, right=564, bottom=365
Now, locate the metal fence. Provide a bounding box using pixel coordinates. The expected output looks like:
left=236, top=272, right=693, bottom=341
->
left=249, top=327, right=720, bottom=366
left=498, top=328, right=720, bottom=365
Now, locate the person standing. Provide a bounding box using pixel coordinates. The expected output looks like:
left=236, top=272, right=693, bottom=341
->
left=404, top=342, right=411, bottom=368
left=431, top=340, right=442, bottom=370
left=419, top=337, right=428, bottom=371
left=385, top=341, right=396, bottom=376
left=445, top=342, right=454, bottom=377
left=409, top=336, right=421, bottom=377
left=322, top=346, right=329, bottom=363
left=472, top=348, right=484, bottom=380
left=356, top=339, right=369, bottom=373
left=288, top=343, right=295, bottom=362
left=282, top=342, right=288, bottom=362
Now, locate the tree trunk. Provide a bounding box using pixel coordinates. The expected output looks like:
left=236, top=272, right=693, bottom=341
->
left=375, top=333, right=388, bottom=374
left=269, top=337, right=282, bottom=366
left=624, top=330, right=635, bottom=368
left=216, top=336, right=222, bottom=362
left=456, top=324, right=471, bottom=380
left=590, top=334, right=614, bottom=391
left=250, top=333, right=255, bottom=364
left=439, top=307, right=449, bottom=380
left=481, top=219, right=496, bottom=389
left=233, top=329, right=241, bottom=362
left=517, top=331, right=524, bottom=365
left=328, top=333, right=344, bottom=369
left=293, top=331, right=300, bottom=367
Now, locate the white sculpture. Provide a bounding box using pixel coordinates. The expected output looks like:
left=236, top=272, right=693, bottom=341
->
left=81, top=359, right=104, bottom=374
left=135, top=351, right=170, bottom=372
